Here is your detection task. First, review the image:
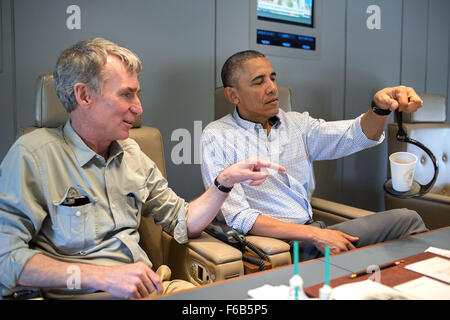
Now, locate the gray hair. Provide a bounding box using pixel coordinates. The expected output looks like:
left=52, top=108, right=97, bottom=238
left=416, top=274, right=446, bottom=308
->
left=53, top=38, right=142, bottom=112
left=221, top=50, right=265, bottom=88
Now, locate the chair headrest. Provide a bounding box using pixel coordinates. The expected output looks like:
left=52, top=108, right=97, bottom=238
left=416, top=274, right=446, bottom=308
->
left=402, top=94, right=446, bottom=123
left=214, top=86, right=293, bottom=120
left=35, top=74, right=69, bottom=128
left=34, top=74, right=142, bottom=128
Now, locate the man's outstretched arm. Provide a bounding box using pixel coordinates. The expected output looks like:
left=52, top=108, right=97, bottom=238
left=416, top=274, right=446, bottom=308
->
left=360, top=85, right=423, bottom=141
left=186, top=158, right=286, bottom=238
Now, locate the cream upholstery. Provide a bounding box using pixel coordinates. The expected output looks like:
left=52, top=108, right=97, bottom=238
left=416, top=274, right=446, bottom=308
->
left=213, top=86, right=376, bottom=263
left=20, top=74, right=246, bottom=287
left=386, top=94, right=450, bottom=229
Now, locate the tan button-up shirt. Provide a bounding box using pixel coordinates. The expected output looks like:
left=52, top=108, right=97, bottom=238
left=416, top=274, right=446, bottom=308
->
left=0, top=120, right=188, bottom=295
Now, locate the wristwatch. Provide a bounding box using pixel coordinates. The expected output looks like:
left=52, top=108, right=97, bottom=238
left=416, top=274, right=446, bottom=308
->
left=371, top=100, right=391, bottom=116
left=214, top=177, right=233, bottom=193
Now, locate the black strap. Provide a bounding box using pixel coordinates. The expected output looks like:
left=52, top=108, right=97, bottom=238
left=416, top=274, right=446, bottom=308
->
left=393, top=110, right=439, bottom=196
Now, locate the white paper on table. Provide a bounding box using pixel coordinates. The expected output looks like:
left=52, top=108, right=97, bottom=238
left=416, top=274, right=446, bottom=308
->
left=330, top=280, right=416, bottom=300
left=247, top=284, right=312, bottom=300
left=394, top=276, right=450, bottom=300
left=424, top=247, right=450, bottom=258
left=405, top=257, right=450, bottom=284
left=247, top=284, right=291, bottom=300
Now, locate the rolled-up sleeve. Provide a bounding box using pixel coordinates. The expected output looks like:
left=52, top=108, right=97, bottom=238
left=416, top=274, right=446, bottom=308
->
left=0, top=143, right=46, bottom=292
left=142, top=160, right=190, bottom=244
left=218, top=183, right=261, bottom=234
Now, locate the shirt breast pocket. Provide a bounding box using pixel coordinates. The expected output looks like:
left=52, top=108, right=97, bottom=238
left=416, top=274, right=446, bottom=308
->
left=122, top=186, right=149, bottom=228
left=52, top=202, right=96, bottom=254
left=50, top=187, right=97, bottom=255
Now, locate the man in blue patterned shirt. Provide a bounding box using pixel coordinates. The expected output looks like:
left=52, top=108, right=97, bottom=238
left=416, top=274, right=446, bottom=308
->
left=201, top=50, right=428, bottom=260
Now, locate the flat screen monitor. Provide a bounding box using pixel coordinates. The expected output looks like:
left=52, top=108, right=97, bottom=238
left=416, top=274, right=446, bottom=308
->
left=257, top=0, right=314, bottom=28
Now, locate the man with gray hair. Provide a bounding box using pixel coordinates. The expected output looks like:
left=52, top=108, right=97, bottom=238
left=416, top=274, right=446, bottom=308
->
left=0, top=39, right=284, bottom=299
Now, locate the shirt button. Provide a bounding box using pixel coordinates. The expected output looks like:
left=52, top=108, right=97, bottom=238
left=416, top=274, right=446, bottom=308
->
left=75, top=211, right=81, bottom=217
left=111, top=204, right=116, bottom=209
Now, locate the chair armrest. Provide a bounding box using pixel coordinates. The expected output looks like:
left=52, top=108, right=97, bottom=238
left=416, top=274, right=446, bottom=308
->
left=166, top=232, right=244, bottom=286
left=245, top=235, right=290, bottom=255
left=384, top=192, right=450, bottom=230
left=245, top=235, right=291, bottom=268
left=204, top=219, right=292, bottom=269
left=311, top=197, right=375, bottom=225
left=187, top=232, right=243, bottom=265
left=139, top=215, right=244, bottom=286
left=420, top=192, right=450, bottom=204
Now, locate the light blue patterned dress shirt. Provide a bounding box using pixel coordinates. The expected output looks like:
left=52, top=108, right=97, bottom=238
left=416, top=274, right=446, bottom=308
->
left=201, top=108, right=383, bottom=234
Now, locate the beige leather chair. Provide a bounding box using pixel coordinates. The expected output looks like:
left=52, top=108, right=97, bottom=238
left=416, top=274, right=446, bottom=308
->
left=20, top=74, right=248, bottom=287
left=214, top=86, right=376, bottom=229
left=385, top=94, right=450, bottom=230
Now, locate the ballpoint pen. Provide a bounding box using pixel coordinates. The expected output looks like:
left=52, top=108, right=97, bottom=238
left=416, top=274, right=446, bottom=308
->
left=349, top=260, right=403, bottom=279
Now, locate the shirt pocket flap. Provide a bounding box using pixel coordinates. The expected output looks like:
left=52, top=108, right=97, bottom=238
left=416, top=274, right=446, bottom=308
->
left=53, top=186, right=96, bottom=206
left=125, top=185, right=149, bottom=204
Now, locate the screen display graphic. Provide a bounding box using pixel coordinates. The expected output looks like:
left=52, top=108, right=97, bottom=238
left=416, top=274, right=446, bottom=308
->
left=257, top=0, right=313, bottom=27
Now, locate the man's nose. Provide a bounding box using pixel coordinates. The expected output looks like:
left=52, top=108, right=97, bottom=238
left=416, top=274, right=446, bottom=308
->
left=130, top=96, right=143, bottom=115
left=266, top=80, right=277, bottom=94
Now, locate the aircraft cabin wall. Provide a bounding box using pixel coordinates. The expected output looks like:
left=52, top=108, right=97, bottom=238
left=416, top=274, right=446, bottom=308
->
left=0, top=0, right=449, bottom=212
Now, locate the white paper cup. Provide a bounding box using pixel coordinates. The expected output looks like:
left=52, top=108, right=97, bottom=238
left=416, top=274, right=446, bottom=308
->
left=389, top=152, right=418, bottom=192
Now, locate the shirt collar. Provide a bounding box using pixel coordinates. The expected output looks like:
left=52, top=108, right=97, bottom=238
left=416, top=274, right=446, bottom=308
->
left=63, top=120, right=124, bottom=167
left=232, top=107, right=282, bottom=130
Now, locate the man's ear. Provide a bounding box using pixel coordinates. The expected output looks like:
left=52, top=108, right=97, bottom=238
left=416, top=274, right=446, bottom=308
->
left=223, top=86, right=240, bottom=105
left=73, top=82, right=93, bottom=109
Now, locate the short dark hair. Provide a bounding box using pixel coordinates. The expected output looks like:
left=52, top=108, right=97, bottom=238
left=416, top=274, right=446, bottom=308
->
left=221, top=50, right=265, bottom=87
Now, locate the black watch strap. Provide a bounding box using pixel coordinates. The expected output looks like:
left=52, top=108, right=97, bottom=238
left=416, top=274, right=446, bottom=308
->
left=214, top=177, right=233, bottom=193
left=371, top=100, right=391, bottom=116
